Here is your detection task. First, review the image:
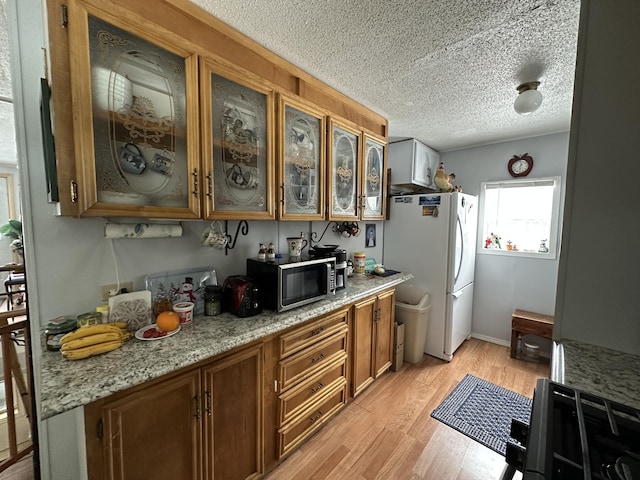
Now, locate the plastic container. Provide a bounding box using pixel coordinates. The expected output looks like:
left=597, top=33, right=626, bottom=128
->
left=173, top=301, right=195, bottom=324
left=394, top=284, right=431, bottom=363
left=521, top=342, right=540, bottom=363
left=353, top=252, right=366, bottom=274
left=96, top=305, right=110, bottom=323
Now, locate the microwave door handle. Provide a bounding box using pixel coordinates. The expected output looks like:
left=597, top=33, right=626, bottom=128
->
left=326, top=263, right=333, bottom=295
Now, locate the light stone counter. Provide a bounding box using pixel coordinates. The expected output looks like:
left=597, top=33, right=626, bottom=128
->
left=551, top=338, right=640, bottom=410
left=39, top=272, right=412, bottom=420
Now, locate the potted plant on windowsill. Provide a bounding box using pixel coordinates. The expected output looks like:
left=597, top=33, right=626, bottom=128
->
left=1, top=219, right=24, bottom=262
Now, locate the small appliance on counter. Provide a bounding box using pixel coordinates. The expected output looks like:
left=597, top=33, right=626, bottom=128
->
left=247, top=254, right=336, bottom=312
left=309, top=245, right=347, bottom=290
left=222, top=275, right=262, bottom=318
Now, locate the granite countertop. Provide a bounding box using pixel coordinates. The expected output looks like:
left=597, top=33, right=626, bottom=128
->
left=39, top=272, right=412, bottom=420
left=551, top=338, right=640, bottom=410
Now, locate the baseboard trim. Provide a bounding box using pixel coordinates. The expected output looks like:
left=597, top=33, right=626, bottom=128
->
left=470, top=332, right=510, bottom=347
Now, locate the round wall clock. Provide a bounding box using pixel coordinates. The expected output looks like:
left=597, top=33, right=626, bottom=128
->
left=508, top=153, right=533, bottom=177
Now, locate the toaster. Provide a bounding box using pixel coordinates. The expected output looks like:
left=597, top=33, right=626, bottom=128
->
left=222, top=275, right=262, bottom=317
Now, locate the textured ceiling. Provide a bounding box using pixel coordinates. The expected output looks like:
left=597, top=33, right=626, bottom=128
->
left=191, top=0, right=580, bottom=152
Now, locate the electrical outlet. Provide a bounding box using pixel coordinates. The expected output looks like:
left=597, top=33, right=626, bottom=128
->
left=100, top=282, right=134, bottom=301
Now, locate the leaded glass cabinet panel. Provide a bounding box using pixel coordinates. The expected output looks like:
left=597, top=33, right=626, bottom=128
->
left=328, top=119, right=360, bottom=220
left=277, top=94, right=326, bottom=220
left=361, top=134, right=386, bottom=220
left=66, top=1, right=200, bottom=217
left=200, top=60, right=275, bottom=220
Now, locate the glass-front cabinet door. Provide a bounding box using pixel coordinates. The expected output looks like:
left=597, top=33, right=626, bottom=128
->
left=277, top=94, right=326, bottom=220
left=66, top=0, right=201, bottom=218
left=328, top=118, right=360, bottom=220
left=200, top=59, right=275, bottom=220
left=361, top=133, right=386, bottom=220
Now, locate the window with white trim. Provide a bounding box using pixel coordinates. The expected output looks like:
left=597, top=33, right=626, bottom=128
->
left=478, top=176, right=562, bottom=259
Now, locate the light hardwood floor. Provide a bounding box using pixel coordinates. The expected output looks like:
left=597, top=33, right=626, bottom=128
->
left=265, top=338, right=549, bottom=480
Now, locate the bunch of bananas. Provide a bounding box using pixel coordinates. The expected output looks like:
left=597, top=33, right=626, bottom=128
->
left=60, top=322, right=132, bottom=360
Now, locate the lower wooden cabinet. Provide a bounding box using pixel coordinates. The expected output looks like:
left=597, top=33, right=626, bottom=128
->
left=83, top=288, right=397, bottom=479
left=85, top=344, right=263, bottom=480
left=351, top=289, right=395, bottom=397
left=203, top=346, right=263, bottom=480
left=276, top=307, right=350, bottom=458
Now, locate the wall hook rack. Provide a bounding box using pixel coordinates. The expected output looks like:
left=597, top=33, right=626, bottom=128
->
left=224, top=220, right=249, bottom=256
left=310, top=221, right=339, bottom=245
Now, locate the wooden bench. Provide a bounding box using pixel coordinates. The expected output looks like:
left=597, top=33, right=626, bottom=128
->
left=510, top=309, right=554, bottom=358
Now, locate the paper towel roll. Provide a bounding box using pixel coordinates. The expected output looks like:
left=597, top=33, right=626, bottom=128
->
left=104, top=223, right=182, bottom=239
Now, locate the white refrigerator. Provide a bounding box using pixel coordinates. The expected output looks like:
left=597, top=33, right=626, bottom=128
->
left=383, top=192, right=478, bottom=361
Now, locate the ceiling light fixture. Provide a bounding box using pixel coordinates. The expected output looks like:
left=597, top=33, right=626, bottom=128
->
left=514, top=81, right=542, bottom=115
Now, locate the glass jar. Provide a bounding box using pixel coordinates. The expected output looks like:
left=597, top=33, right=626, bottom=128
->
left=354, top=252, right=366, bottom=274
left=77, top=311, right=102, bottom=328
left=204, top=285, right=223, bottom=316
left=45, top=316, right=78, bottom=351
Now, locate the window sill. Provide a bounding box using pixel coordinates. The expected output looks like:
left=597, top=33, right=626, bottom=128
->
left=478, top=248, right=557, bottom=260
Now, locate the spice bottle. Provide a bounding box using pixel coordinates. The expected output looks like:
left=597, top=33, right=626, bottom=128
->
left=258, top=243, right=266, bottom=260
left=204, top=285, right=223, bottom=316
left=266, top=242, right=275, bottom=261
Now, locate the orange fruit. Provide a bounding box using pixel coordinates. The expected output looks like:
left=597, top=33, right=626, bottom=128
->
left=156, top=311, right=180, bottom=332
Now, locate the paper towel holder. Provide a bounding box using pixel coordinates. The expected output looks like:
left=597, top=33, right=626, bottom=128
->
left=104, top=220, right=183, bottom=239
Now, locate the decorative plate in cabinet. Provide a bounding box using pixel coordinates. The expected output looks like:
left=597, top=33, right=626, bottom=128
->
left=328, top=118, right=360, bottom=220
left=277, top=94, right=326, bottom=220
left=65, top=1, right=201, bottom=218
left=200, top=59, right=275, bottom=220
left=361, top=133, right=387, bottom=219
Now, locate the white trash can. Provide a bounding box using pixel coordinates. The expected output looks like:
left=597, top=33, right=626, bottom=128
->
left=395, top=284, right=430, bottom=364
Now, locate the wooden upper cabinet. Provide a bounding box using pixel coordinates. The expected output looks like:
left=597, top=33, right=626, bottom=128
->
left=46, top=0, right=387, bottom=219
left=328, top=118, right=361, bottom=221
left=200, top=59, right=276, bottom=220
left=276, top=93, right=326, bottom=221
left=64, top=0, right=201, bottom=218
left=361, top=132, right=387, bottom=220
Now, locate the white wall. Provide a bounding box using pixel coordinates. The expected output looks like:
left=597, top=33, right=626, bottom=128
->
left=442, top=132, right=569, bottom=348
left=554, top=0, right=640, bottom=355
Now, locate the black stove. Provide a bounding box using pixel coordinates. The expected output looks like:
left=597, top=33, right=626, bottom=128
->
left=505, top=379, right=640, bottom=480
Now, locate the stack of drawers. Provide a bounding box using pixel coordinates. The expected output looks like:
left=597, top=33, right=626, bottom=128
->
left=276, top=307, right=350, bottom=458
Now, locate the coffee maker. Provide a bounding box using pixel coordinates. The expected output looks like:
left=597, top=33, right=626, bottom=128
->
left=309, top=247, right=347, bottom=290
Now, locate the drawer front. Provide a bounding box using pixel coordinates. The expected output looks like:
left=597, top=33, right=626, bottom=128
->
left=278, top=356, right=347, bottom=425
left=512, top=318, right=553, bottom=338
left=278, top=382, right=347, bottom=458
left=279, top=307, right=349, bottom=358
left=279, top=328, right=348, bottom=392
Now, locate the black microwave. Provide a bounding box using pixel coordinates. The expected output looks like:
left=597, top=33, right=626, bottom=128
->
left=246, top=256, right=336, bottom=312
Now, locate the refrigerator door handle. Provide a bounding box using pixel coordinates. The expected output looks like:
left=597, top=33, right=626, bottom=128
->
left=451, top=289, right=463, bottom=298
